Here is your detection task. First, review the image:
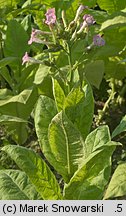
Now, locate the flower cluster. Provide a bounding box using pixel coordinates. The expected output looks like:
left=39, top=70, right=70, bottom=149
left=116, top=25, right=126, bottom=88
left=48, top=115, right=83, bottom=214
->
left=77, top=14, right=95, bottom=34
left=22, top=5, right=105, bottom=64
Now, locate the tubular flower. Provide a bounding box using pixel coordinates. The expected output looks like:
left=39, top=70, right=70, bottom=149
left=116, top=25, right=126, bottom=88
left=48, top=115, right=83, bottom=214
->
left=22, top=52, right=43, bottom=65
left=28, top=29, right=53, bottom=45
left=22, top=52, right=30, bottom=65
left=74, top=5, right=88, bottom=22
left=77, top=14, right=95, bottom=34
left=93, top=34, right=105, bottom=46
left=45, top=8, right=56, bottom=26
left=28, top=29, right=43, bottom=45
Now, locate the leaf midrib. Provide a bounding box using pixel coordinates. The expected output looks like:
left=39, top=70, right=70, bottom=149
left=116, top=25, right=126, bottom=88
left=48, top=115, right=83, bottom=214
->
left=0, top=170, right=30, bottom=199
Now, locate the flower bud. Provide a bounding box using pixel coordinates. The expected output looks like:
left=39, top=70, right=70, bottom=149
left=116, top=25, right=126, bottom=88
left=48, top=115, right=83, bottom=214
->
left=77, top=14, right=95, bottom=34
left=74, top=5, right=88, bottom=22
left=83, top=14, right=95, bottom=25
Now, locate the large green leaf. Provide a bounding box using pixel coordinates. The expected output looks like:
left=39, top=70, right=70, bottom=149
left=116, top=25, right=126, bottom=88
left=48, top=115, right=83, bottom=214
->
left=0, top=88, right=38, bottom=144
left=52, top=79, right=65, bottom=112
left=34, top=95, right=57, bottom=162
left=34, top=65, right=53, bottom=98
left=4, top=19, right=29, bottom=58
left=100, top=15, right=126, bottom=31
left=85, top=60, right=105, bottom=89
left=84, top=125, right=111, bottom=159
left=64, top=82, right=94, bottom=140
left=2, top=145, right=62, bottom=200
left=48, top=111, right=84, bottom=182
left=64, top=143, right=117, bottom=200
left=0, top=169, right=42, bottom=200
left=104, top=163, right=126, bottom=199
left=0, top=115, right=28, bottom=124
left=97, top=0, right=126, bottom=14
left=0, top=57, right=18, bottom=68
left=0, top=67, right=13, bottom=89
left=112, top=115, right=126, bottom=138
left=34, top=64, right=50, bottom=85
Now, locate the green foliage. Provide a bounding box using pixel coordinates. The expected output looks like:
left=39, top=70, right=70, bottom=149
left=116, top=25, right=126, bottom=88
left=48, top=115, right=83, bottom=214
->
left=100, top=14, right=126, bottom=31
left=0, top=0, right=126, bottom=201
left=104, top=163, right=126, bottom=199
left=84, top=125, right=111, bottom=159
left=4, top=20, right=29, bottom=58
left=84, top=60, right=105, bottom=89
left=48, top=111, right=84, bottom=182
left=97, top=0, right=126, bottom=14
left=64, top=144, right=117, bottom=200
left=64, top=83, right=94, bottom=140
left=0, top=169, right=41, bottom=200
left=0, top=88, right=38, bottom=144
left=112, top=115, right=126, bottom=138
left=53, top=79, right=65, bottom=112
left=2, top=145, right=63, bottom=200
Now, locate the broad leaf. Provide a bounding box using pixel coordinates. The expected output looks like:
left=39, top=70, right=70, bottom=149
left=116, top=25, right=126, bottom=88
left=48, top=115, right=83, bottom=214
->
left=52, top=79, right=65, bottom=112
left=100, top=15, right=126, bottom=31
left=2, top=145, right=62, bottom=200
left=104, top=163, right=126, bottom=199
left=0, top=169, right=42, bottom=200
left=0, top=88, right=38, bottom=144
left=34, top=65, right=50, bottom=85
left=112, top=115, right=126, bottom=138
left=97, top=0, right=126, bottom=14
left=0, top=67, right=13, bottom=88
left=48, top=111, right=84, bottom=182
left=64, top=82, right=94, bottom=140
left=64, top=143, right=117, bottom=200
left=34, top=65, right=53, bottom=98
left=84, top=125, right=111, bottom=159
left=34, top=95, right=57, bottom=162
left=0, top=57, right=18, bottom=68
left=85, top=60, right=105, bottom=89
left=4, top=19, right=29, bottom=58
left=0, top=115, right=28, bottom=123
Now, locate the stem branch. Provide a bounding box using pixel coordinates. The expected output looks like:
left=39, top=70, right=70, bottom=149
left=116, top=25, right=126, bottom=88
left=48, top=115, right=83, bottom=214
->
left=96, top=79, right=115, bottom=125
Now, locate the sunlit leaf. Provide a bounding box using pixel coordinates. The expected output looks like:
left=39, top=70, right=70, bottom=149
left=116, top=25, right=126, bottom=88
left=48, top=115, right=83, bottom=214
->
left=2, top=145, right=62, bottom=200
left=0, top=169, right=42, bottom=200
left=104, top=163, right=126, bottom=199
left=112, top=115, right=126, bottom=138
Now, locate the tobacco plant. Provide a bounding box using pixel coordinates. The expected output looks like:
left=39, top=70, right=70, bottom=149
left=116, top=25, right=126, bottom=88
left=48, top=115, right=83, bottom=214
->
left=0, top=0, right=126, bottom=200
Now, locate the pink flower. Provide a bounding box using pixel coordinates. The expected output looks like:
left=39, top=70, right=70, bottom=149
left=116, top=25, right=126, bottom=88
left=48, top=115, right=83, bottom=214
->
left=28, top=28, right=53, bottom=45
left=83, top=14, right=95, bottom=25
left=45, top=8, right=56, bottom=26
left=28, top=29, right=42, bottom=45
left=77, top=14, right=95, bottom=34
left=22, top=52, right=30, bottom=65
left=93, top=34, right=105, bottom=46
left=22, top=52, right=43, bottom=65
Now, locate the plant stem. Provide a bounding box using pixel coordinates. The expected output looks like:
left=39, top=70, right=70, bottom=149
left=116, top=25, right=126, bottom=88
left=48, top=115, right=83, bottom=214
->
left=49, top=25, right=56, bottom=44
left=67, top=42, right=73, bottom=88
left=96, top=79, right=115, bottom=125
